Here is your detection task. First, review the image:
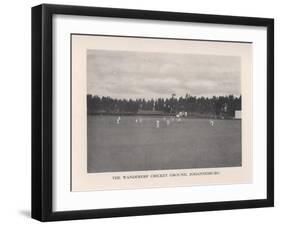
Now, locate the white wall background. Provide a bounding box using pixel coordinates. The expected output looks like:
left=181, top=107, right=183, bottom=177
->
left=0, top=0, right=278, bottom=225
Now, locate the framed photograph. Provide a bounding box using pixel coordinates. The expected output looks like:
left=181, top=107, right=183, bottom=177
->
left=32, top=4, right=274, bottom=221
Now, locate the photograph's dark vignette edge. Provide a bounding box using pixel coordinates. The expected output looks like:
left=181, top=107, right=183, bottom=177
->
left=31, top=3, right=274, bottom=222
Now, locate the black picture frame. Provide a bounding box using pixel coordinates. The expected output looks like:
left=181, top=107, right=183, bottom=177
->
left=32, top=3, right=274, bottom=222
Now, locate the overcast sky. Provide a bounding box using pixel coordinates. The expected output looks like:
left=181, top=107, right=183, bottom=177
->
left=87, top=49, right=241, bottom=100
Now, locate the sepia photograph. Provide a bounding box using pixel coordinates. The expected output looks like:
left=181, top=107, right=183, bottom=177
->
left=71, top=34, right=252, bottom=191
left=86, top=46, right=242, bottom=173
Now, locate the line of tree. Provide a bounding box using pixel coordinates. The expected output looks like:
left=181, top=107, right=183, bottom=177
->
left=87, top=94, right=241, bottom=117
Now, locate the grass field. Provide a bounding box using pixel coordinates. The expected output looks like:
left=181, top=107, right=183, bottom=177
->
left=87, top=115, right=241, bottom=173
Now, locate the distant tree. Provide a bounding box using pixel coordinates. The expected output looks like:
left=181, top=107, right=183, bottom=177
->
left=86, top=94, right=241, bottom=117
